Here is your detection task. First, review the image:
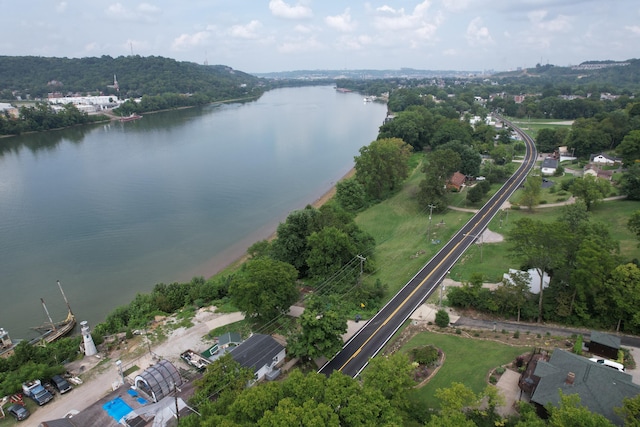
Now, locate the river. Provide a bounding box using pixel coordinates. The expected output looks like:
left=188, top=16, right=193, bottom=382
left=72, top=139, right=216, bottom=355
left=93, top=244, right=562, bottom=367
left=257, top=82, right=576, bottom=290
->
left=0, top=86, right=387, bottom=340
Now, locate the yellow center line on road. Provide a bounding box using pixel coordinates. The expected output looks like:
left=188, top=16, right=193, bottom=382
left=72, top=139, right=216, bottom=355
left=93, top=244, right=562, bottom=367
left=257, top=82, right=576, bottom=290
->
left=337, top=129, right=535, bottom=372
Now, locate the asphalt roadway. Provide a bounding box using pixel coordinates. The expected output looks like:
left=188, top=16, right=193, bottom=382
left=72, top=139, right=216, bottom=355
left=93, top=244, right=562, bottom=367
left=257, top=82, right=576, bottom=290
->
left=319, top=115, right=538, bottom=378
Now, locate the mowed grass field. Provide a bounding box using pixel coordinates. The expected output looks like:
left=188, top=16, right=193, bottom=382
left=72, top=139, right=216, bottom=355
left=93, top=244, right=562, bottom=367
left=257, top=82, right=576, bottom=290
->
left=402, top=332, right=530, bottom=409
left=357, top=154, right=640, bottom=292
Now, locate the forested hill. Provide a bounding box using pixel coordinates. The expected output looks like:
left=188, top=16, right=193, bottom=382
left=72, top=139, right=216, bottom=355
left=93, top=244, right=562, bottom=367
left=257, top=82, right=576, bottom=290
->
left=0, top=55, right=264, bottom=99
left=493, top=58, right=640, bottom=90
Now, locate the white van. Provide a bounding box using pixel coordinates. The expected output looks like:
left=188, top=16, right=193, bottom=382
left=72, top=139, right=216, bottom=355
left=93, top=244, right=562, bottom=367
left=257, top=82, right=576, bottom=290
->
left=589, top=357, right=625, bottom=372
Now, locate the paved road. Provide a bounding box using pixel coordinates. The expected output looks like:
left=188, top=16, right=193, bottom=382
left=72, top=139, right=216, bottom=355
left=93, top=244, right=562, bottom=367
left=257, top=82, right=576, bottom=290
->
left=454, top=316, right=640, bottom=348
left=319, top=115, right=538, bottom=378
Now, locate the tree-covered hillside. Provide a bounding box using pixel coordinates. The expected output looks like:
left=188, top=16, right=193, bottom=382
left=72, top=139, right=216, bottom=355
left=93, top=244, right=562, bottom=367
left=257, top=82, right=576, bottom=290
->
left=0, top=55, right=265, bottom=99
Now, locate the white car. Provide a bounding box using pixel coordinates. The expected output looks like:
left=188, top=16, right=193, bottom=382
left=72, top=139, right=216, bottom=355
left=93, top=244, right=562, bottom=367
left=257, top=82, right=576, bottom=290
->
left=589, top=357, right=625, bottom=372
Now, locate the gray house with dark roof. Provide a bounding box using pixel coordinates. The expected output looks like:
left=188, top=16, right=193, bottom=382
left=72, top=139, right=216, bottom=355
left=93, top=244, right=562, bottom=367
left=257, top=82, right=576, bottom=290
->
left=229, top=334, right=285, bottom=382
left=589, top=331, right=621, bottom=360
left=530, top=349, right=640, bottom=425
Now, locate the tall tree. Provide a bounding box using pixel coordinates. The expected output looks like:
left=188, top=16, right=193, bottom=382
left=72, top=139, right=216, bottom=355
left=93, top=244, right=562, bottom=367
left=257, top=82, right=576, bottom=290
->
left=361, top=352, right=414, bottom=410
left=620, top=164, right=640, bottom=200
left=354, top=137, right=412, bottom=200
left=288, top=296, right=348, bottom=362
left=271, top=206, right=319, bottom=276
left=230, top=257, right=298, bottom=325
left=628, top=210, right=640, bottom=243
left=418, top=148, right=461, bottom=212
left=617, top=129, right=640, bottom=165
left=509, top=218, right=566, bottom=322
left=570, top=175, right=611, bottom=211
left=608, top=263, right=640, bottom=332
left=520, top=175, right=542, bottom=210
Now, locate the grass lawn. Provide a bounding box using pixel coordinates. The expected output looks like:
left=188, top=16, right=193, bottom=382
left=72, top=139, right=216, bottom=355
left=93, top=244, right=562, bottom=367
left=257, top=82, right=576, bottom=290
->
left=403, top=331, right=530, bottom=409
left=507, top=117, right=573, bottom=139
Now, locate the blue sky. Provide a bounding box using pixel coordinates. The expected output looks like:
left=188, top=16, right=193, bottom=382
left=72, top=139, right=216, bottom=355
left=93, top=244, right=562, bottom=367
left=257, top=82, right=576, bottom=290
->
left=1, top=0, right=639, bottom=73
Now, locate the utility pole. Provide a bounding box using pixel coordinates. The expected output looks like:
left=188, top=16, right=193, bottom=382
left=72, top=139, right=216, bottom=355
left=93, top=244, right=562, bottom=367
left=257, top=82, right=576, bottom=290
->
left=427, top=204, right=436, bottom=241
left=356, top=255, right=366, bottom=275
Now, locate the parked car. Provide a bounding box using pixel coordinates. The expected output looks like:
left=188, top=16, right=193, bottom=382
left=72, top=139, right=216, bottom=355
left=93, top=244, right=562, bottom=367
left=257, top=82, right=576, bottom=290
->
left=51, top=374, right=73, bottom=394
left=589, top=357, right=625, bottom=372
left=7, top=404, right=30, bottom=421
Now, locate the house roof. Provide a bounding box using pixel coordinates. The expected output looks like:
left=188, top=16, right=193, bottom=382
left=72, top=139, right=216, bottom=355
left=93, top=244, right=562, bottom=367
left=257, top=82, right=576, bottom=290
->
left=448, top=171, right=466, bottom=187
left=229, top=334, right=284, bottom=373
left=541, top=158, right=559, bottom=169
left=590, top=331, right=621, bottom=350
left=531, top=349, right=640, bottom=425
left=590, top=153, right=621, bottom=162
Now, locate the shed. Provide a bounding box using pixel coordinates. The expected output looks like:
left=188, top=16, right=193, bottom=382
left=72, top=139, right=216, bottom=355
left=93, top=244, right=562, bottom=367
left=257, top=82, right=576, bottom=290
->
left=229, top=334, right=285, bottom=382
left=133, top=359, right=182, bottom=403
left=589, top=331, right=621, bottom=360
left=529, top=349, right=640, bottom=426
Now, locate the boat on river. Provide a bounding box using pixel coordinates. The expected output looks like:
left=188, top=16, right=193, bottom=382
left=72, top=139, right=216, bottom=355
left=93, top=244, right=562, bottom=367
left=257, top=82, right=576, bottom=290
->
left=119, top=113, right=142, bottom=122
left=30, top=281, right=76, bottom=344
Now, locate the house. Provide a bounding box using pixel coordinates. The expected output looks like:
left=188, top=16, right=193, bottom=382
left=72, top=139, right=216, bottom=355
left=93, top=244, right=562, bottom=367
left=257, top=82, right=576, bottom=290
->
left=447, top=171, right=466, bottom=191
left=229, top=334, right=285, bottom=382
left=527, top=349, right=640, bottom=425
left=540, top=157, right=558, bottom=175
left=583, top=164, right=613, bottom=181
left=588, top=331, right=621, bottom=360
left=503, top=268, right=549, bottom=294
left=590, top=153, right=622, bottom=166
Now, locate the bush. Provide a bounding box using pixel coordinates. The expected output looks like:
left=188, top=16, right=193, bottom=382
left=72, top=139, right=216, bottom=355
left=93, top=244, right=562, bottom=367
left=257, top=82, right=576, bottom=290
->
left=410, top=345, right=440, bottom=365
left=435, top=309, right=450, bottom=327
left=513, top=330, right=520, bottom=339
left=489, top=375, right=497, bottom=384
left=573, top=335, right=583, bottom=355
left=455, top=328, right=462, bottom=335
left=495, top=366, right=506, bottom=375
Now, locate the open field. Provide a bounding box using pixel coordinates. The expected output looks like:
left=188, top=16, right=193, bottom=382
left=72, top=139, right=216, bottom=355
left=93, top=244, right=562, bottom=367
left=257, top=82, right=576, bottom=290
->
left=508, top=118, right=574, bottom=138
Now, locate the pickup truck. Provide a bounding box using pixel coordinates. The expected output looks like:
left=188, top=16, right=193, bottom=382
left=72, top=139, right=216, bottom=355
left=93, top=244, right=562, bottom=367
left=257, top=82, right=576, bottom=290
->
left=22, top=379, right=54, bottom=406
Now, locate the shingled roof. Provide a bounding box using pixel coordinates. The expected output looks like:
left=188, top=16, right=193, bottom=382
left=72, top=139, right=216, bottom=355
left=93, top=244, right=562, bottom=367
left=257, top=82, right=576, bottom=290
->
left=229, top=334, right=284, bottom=373
left=531, top=349, right=640, bottom=425
left=590, top=331, right=621, bottom=350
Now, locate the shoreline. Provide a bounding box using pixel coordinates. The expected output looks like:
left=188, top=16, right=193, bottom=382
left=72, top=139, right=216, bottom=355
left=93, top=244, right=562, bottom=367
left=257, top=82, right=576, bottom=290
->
left=194, top=167, right=357, bottom=278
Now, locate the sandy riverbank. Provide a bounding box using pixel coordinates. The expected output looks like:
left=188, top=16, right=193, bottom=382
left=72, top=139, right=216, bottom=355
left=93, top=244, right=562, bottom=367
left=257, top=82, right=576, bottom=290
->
left=191, top=167, right=357, bottom=279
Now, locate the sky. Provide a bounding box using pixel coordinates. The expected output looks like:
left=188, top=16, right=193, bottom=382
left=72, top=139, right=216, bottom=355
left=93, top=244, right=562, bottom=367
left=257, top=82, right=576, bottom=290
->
left=1, top=0, right=639, bottom=73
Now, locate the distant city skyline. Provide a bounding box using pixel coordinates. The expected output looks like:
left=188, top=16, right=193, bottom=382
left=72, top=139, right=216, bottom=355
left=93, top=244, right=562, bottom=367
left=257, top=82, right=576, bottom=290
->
left=2, top=1, right=639, bottom=73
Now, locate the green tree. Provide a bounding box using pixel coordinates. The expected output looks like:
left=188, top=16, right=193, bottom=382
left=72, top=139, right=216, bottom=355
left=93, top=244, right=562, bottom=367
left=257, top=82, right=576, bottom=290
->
left=615, top=393, right=640, bottom=427
left=617, top=129, right=640, bottom=165
left=621, top=164, right=640, bottom=200
left=418, top=149, right=461, bottom=211
left=494, top=271, right=531, bottom=322
left=335, top=178, right=368, bottom=212
left=435, top=309, right=450, bottom=327
left=362, top=352, right=414, bottom=410
left=306, top=226, right=358, bottom=279
left=509, top=218, right=566, bottom=322
left=570, top=175, right=611, bottom=211
left=288, top=296, right=348, bottom=362
left=547, top=392, right=615, bottom=427
left=608, top=263, right=640, bottom=332
left=629, top=210, right=640, bottom=243
left=190, top=353, right=254, bottom=412
left=354, top=137, right=412, bottom=200
left=438, top=140, right=482, bottom=176
left=230, top=257, right=298, bottom=325
left=520, top=175, right=542, bottom=210
left=271, top=206, right=319, bottom=276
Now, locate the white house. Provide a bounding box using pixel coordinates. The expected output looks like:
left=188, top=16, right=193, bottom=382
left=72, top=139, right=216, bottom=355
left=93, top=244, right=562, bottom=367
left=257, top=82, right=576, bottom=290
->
left=541, top=157, right=559, bottom=175
left=230, top=334, right=285, bottom=382
left=589, top=153, right=621, bottom=166
left=503, top=268, right=550, bottom=294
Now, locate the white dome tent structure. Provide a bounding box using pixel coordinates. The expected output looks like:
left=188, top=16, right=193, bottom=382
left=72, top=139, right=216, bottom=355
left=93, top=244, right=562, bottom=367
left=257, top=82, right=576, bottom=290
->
left=133, top=359, right=182, bottom=403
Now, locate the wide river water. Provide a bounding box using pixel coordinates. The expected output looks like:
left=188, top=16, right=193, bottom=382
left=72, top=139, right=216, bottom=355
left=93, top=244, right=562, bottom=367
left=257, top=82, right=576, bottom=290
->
left=0, top=86, right=387, bottom=339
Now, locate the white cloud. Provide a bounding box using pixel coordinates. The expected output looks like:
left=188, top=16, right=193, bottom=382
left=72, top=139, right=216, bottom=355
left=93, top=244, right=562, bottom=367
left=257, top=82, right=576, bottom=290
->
left=442, top=0, right=470, bottom=12
left=325, top=8, right=357, bottom=32
left=333, top=34, right=372, bottom=51
left=626, top=25, right=640, bottom=35
left=278, top=37, right=324, bottom=53
left=372, top=0, right=435, bottom=32
left=105, top=2, right=161, bottom=23
left=172, top=31, right=210, bottom=51
left=229, top=20, right=262, bottom=39
left=528, top=9, right=571, bottom=32
left=56, top=2, right=67, bottom=13
left=269, top=0, right=313, bottom=19
left=443, top=48, right=457, bottom=56
left=294, top=24, right=314, bottom=33
left=466, top=17, right=494, bottom=46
